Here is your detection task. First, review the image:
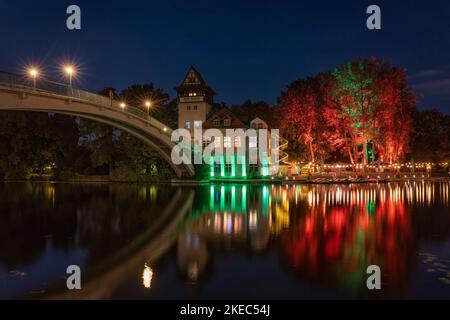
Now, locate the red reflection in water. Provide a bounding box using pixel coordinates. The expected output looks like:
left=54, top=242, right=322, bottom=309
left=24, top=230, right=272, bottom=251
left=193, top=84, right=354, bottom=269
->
left=281, top=185, right=416, bottom=296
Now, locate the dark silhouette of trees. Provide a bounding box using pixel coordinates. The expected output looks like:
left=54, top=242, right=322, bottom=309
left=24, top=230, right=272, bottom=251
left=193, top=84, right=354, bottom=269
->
left=410, top=109, right=450, bottom=162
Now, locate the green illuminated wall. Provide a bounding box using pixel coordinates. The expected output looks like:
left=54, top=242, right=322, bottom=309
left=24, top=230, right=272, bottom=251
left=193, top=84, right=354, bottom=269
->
left=208, top=153, right=272, bottom=180
left=209, top=154, right=249, bottom=180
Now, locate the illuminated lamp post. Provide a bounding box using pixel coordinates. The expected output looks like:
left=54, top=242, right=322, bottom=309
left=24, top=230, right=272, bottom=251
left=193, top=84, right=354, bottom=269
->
left=64, top=65, right=75, bottom=88
left=28, top=68, right=39, bottom=90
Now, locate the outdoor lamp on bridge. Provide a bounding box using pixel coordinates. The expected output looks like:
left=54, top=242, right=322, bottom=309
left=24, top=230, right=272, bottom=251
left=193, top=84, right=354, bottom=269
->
left=28, top=68, right=39, bottom=90
left=64, top=65, right=75, bottom=87
left=120, top=102, right=126, bottom=109
left=144, top=100, right=152, bottom=113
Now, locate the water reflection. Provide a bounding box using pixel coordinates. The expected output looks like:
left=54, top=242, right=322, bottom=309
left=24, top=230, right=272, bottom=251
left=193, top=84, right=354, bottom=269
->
left=142, top=264, right=154, bottom=289
left=0, top=182, right=181, bottom=299
left=0, top=182, right=449, bottom=299
left=179, top=182, right=450, bottom=298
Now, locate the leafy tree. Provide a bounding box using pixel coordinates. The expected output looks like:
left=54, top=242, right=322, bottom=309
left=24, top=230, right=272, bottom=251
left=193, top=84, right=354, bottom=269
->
left=232, top=100, right=279, bottom=128
left=0, top=112, right=81, bottom=179
left=332, top=58, right=415, bottom=164
left=119, top=84, right=177, bottom=128
left=278, top=74, right=334, bottom=163
left=79, top=119, right=117, bottom=175
left=277, top=58, right=416, bottom=165
left=410, top=109, right=450, bottom=162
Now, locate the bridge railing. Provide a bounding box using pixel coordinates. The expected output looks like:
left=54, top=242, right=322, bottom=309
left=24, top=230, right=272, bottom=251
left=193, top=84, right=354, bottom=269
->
left=0, top=71, right=172, bottom=134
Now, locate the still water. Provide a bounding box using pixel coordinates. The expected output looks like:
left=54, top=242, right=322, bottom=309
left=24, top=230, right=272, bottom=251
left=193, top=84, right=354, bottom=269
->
left=0, top=182, right=449, bottom=299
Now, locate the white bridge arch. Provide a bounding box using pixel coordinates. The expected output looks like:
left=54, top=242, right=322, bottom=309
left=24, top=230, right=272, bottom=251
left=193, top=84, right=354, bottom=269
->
left=0, top=72, right=194, bottom=178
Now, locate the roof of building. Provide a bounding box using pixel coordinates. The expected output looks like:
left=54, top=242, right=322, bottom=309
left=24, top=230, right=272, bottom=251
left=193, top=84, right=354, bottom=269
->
left=175, top=66, right=216, bottom=95
left=203, top=107, right=247, bottom=129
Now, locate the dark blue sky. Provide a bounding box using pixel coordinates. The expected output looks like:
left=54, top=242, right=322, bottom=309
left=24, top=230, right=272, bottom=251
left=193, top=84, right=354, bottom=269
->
left=1, top=0, right=449, bottom=113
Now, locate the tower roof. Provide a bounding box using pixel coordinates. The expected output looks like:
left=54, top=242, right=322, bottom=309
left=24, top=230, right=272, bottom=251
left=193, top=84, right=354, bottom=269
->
left=175, top=66, right=216, bottom=95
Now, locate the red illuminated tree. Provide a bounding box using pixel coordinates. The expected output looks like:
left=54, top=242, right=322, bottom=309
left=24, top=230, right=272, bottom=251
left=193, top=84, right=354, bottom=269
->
left=278, top=75, right=334, bottom=163
left=278, top=58, right=416, bottom=165
left=372, top=66, right=415, bottom=163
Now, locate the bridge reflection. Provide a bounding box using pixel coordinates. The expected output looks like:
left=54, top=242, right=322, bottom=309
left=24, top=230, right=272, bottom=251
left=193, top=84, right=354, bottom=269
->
left=1, top=182, right=449, bottom=299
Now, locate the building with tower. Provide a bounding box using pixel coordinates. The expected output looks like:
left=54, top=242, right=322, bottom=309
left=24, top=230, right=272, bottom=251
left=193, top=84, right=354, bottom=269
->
left=175, top=67, right=215, bottom=135
left=176, top=67, right=282, bottom=180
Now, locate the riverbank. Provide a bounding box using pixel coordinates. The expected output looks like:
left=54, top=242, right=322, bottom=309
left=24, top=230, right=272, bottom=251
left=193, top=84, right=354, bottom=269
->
left=2, top=174, right=449, bottom=186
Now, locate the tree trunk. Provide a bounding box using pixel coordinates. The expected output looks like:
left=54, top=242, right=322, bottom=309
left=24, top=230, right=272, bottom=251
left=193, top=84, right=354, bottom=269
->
left=309, top=141, right=315, bottom=164
left=348, top=146, right=355, bottom=165
left=363, top=141, right=368, bottom=166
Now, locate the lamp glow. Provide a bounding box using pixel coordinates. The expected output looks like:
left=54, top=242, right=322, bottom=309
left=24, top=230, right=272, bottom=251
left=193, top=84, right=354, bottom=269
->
left=65, top=66, right=74, bottom=75
left=29, top=68, right=38, bottom=77
left=28, top=67, right=39, bottom=89
left=64, top=65, right=75, bottom=87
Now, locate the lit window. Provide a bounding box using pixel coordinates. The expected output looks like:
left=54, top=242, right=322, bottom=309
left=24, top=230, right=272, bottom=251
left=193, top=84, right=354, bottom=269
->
left=214, top=137, right=221, bottom=148
left=249, top=136, right=257, bottom=148
left=234, top=136, right=241, bottom=148
left=224, top=137, right=232, bottom=148
left=184, top=121, right=191, bottom=129
left=213, top=118, right=221, bottom=126
left=194, top=121, right=202, bottom=129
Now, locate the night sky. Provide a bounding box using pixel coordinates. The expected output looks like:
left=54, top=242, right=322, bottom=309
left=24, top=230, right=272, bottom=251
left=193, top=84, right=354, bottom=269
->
left=1, top=0, right=449, bottom=113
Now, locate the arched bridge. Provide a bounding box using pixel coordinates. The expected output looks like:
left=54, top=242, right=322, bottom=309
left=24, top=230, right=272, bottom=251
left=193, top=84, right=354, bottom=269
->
left=0, top=72, right=194, bottom=178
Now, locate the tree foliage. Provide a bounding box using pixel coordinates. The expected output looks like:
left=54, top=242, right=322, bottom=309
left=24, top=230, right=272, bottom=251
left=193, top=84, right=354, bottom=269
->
left=278, top=58, right=417, bottom=165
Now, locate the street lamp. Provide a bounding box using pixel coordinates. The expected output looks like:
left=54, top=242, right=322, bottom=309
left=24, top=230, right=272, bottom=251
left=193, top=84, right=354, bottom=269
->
left=28, top=68, right=39, bottom=90
left=64, top=65, right=75, bottom=87
left=144, top=100, right=152, bottom=114
left=120, top=102, right=126, bottom=109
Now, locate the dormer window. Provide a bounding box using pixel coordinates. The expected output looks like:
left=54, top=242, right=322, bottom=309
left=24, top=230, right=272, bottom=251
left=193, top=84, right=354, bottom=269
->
left=223, top=118, right=231, bottom=126
left=213, top=118, right=221, bottom=126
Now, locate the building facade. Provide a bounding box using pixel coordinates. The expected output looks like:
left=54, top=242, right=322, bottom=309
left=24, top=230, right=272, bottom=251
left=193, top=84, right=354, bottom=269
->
left=176, top=67, right=274, bottom=180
